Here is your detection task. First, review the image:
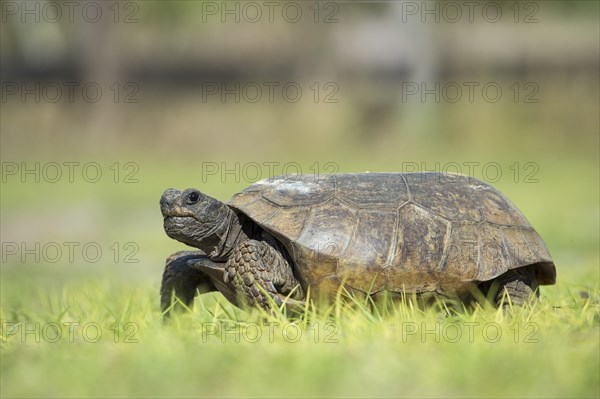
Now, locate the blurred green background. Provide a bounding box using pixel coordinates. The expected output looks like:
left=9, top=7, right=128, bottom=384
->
left=1, top=1, right=599, bottom=398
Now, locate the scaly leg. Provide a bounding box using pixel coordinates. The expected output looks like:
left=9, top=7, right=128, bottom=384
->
left=482, top=267, right=539, bottom=308
left=224, top=239, right=304, bottom=310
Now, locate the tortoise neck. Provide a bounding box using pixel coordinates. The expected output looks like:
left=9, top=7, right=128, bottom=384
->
left=209, top=210, right=249, bottom=261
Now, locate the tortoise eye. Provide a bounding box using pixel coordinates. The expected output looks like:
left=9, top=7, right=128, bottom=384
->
left=187, top=191, right=200, bottom=204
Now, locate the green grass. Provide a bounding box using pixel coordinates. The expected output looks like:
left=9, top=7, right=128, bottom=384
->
left=1, top=268, right=599, bottom=398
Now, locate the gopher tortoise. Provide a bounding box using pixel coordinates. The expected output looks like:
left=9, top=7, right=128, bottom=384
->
left=159, top=173, right=556, bottom=313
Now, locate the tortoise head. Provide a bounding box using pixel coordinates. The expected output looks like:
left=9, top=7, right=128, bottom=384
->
left=160, top=188, right=234, bottom=257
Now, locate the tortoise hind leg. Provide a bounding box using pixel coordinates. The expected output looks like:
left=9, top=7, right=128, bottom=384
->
left=161, top=251, right=216, bottom=317
left=481, top=267, right=539, bottom=308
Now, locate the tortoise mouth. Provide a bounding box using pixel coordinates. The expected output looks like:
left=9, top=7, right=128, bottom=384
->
left=164, top=214, right=194, bottom=224
left=163, top=216, right=214, bottom=249
left=161, top=204, right=196, bottom=218
left=163, top=216, right=197, bottom=236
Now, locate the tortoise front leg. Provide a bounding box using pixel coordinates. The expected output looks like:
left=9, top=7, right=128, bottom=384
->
left=161, top=251, right=216, bottom=317
left=225, top=239, right=305, bottom=310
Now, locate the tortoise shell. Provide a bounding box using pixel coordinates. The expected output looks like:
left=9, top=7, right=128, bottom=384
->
left=228, top=173, right=556, bottom=296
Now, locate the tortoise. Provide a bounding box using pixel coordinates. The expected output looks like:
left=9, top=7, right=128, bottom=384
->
left=159, top=172, right=556, bottom=313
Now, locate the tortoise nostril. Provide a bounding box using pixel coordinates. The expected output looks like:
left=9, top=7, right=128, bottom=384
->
left=160, top=196, right=170, bottom=209
left=160, top=189, right=181, bottom=214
